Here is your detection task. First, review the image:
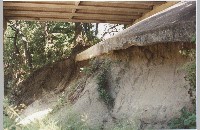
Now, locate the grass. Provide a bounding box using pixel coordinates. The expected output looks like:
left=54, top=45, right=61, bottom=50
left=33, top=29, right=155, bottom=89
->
left=22, top=119, right=61, bottom=130
left=167, top=107, right=196, bottom=129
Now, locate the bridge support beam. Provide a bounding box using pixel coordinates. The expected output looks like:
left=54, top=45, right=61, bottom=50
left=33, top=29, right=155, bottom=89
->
left=75, top=1, right=196, bottom=62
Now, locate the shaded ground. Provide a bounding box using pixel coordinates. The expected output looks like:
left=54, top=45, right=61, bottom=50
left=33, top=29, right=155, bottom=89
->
left=11, top=43, right=90, bottom=106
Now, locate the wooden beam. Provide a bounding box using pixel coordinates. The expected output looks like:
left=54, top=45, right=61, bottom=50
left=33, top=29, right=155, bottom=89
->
left=4, top=6, right=72, bottom=12
left=4, top=10, right=139, bottom=21
left=4, top=10, right=72, bottom=18
left=76, top=9, right=142, bottom=16
left=70, top=1, right=80, bottom=19
left=133, top=1, right=179, bottom=24
left=31, top=1, right=166, bottom=6
left=27, top=1, right=75, bottom=5
left=75, top=14, right=140, bottom=20
left=3, top=2, right=152, bottom=13
left=3, top=1, right=168, bottom=24
left=4, top=7, right=142, bottom=16
left=96, top=1, right=167, bottom=6
left=80, top=1, right=153, bottom=9
left=6, top=16, right=132, bottom=24
left=73, top=16, right=132, bottom=22
left=4, top=10, right=141, bottom=19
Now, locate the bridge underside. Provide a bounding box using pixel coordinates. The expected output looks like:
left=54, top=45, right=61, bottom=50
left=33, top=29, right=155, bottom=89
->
left=3, top=1, right=167, bottom=24
left=3, top=1, right=194, bottom=62
left=75, top=1, right=196, bottom=61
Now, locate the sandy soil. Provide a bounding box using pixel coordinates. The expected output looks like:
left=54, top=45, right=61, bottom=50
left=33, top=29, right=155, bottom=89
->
left=16, top=42, right=195, bottom=129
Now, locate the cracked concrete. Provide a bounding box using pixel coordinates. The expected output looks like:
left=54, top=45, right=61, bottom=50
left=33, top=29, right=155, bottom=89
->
left=76, top=1, right=196, bottom=62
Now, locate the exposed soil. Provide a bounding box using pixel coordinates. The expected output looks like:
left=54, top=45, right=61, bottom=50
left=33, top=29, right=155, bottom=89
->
left=69, top=42, right=195, bottom=129
left=12, top=43, right=90, bottom=106
left=13, top=42, right=195, bottom=129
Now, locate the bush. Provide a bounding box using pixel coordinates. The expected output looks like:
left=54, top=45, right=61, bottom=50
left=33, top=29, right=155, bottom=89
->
left=168, top=36, right=196, bottom=129
left=23, top=119, right=61, bottom=130
left=80, top=58, right=101, bottom=76
left=111, top=119, right=139, bottom=130
left=59, top=112, right=90, bottom=130
left=3, top=98, right=24, bottom=130
left=97, top=68, right=114, bottom=108
left=168, top=107, right=196, bottom=129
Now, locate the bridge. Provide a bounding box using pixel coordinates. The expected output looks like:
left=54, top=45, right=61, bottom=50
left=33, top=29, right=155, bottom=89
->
left=3, top=1, right=170, bottom=24
left=3, top=1, right=195, bottom=62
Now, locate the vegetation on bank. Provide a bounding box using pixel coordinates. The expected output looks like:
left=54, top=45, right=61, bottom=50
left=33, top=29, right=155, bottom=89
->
left=3, top=19, right=196, bottom=129
left=4, top=21, right=100, bottom=96
left=3, top=20, right=126, bottom=130
left=167, top=36, right=196, bottom=129
left=3, top=20, right=101, bottom=130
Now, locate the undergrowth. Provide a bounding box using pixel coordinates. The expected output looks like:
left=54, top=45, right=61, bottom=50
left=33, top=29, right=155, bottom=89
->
left=22, top=119, right=61, bottom=130
left=3, top=99, right=91, bottom=130
left=56, top=111, right=90, bottom=130
left=80, top=58, right=114, bottom=108
left=96, top=60, right=114, bottom=108
left=50, top=92, right=67, bottom=114
left=167, top=107, right=196, bottom=129
left=167, top=36, right=196, bottom=129
left=3, top=97, right=26, bottom=130
left=97, top=69, right=114, bottom=108
left=110, top=119, right=140, bottom=130
left=80, top=58, right=100, bottom=76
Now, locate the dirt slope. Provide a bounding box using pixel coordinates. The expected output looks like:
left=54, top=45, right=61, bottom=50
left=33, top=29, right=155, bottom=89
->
left=15, top=42, right=194, bottom=129
left=68, top=42, right=195, bottom=129
left=12, top=43, right=90, bottom=106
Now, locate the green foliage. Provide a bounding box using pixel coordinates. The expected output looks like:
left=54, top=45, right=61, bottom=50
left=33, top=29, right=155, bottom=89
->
left=22, top=119, right=61, bottom=130
left=168, top=36, right=196, bottom=129
left=3, top=98, right=26, bottom=130
left=80, top=67, right=93, bottom=75
left=81, top=59, right=114, bottom=107
left=181, top=37, right=196, bottom=104
left=191, top=35, right=196, bottom=43
left=46, top=107, right=93, bottom=130
left=50, top=92, right=67, bottom=114
left=110, top=119, right=139, bottom=130
left=179, top=49, right=196, bottom=61
left=97, top=66, right=114, bottom=108
left=3, top=20, right=102, bottom=129
left=168, top=107, right=196, bottom=129
left=4, top=20, right=101, bottom=98
left=81, top=23, right=101, bottom=45
left=3, top=97, right=90, bottom=130
left=184, top=60, right=196, bottom=90
left=58, top=112, right=90, bottom=130
left=80, top=58, right=100, bottom=76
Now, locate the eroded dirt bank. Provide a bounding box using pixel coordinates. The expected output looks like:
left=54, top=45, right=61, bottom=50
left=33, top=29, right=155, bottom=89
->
left=70, top=42, right=195, bottom=129
left=15, top=42, right=194, bottom=129
left=12, top=44, right=90, bottom=106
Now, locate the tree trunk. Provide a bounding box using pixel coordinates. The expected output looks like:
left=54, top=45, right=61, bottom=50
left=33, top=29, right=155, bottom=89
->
left=13, top=29, right=20, bottom=55
left=3, top=17, right=7, bottom=36
left=10, top=21, right=22, bottom=64
left=23, top=40, right=32, bottom=70
left=74, top=22, right=82, bottom=44
left=95, top=23, right=99, bottom=36
left=44, top=22, right=48, bottom=44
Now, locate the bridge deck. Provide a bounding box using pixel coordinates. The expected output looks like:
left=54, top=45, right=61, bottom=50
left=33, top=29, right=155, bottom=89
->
left=3, top=1, right=167, bottom=24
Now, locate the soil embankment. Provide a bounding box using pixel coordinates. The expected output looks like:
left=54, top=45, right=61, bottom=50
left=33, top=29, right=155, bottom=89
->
left=15, top=42, right=195, bottom=129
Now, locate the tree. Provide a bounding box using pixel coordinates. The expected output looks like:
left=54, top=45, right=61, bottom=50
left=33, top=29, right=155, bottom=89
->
left=4, top=20, right=101, bottom=95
